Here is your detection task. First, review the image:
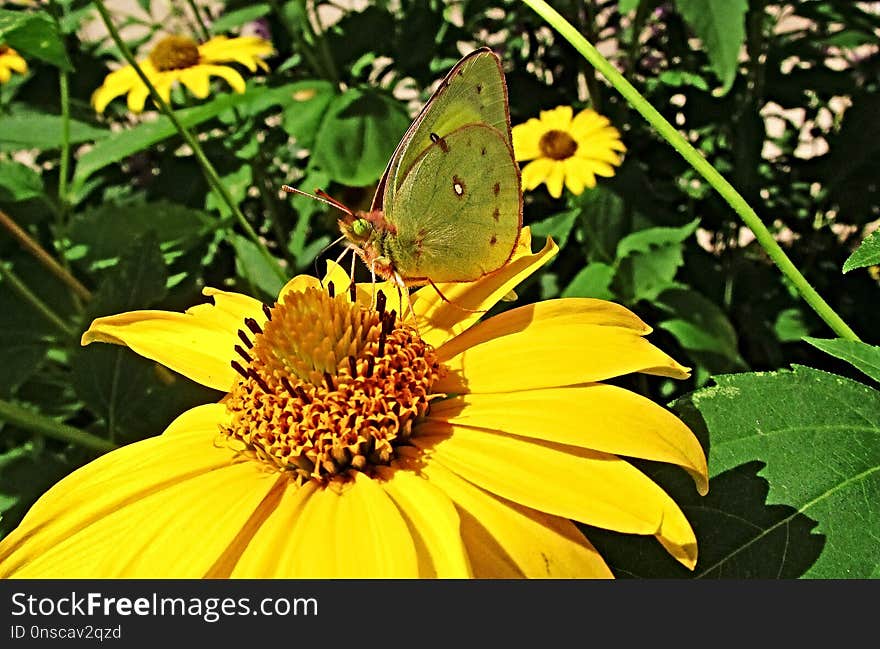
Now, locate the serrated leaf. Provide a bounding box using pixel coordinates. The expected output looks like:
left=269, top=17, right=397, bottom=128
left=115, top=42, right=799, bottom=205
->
left=0, top=161, right=43, bottom=202
left=674, top=0, right=747, bottom=93
left=0, top=9, right=72, bottom=70
left=0, top=108, right=110, bottom=152
left=675, top=366, right=880, bottom=578
left=842, top=230, right=880, bottom=273
left=312, top=88, right=410, bottom=186
left=804, top=337, right=880, bottom=384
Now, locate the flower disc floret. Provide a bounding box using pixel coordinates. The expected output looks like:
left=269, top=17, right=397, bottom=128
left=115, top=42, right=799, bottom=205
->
left=221, top=286, right=441, bottom=482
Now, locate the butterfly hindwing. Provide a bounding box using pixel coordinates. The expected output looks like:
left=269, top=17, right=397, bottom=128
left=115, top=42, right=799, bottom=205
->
left=384, top=123, right=520, bottom=283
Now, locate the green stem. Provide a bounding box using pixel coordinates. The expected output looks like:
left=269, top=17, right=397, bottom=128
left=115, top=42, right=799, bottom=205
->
left=521, top=0, right=860, bottom=342
left=0, top=263, right=75, bottom=337
left=58, top=70, right=71, bottom=209
left=0, top=208, right=92, bottom=302
left=0, top=399, right=117, bottom=453
left=185, top=0, right=212, bottom=41
left=91, top=0, right=287, bottom=283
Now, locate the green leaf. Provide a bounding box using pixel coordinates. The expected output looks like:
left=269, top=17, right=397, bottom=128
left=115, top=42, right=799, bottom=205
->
left=71, top=86, right=270, bottom=190
left=232, top=233, right=285, bottom=300
left=842, top=230, right=880, bottom=273
left=613, top=220, right=699, bottom=303
left=529, top=208, right=578, bottom=251
left=618, top=0, right=642, bottom=13
left=674, top=0, right=747, bottom=93
left=66, top=201, right=214, bottom=273
left=0, top=108, right=110, bottom=152
left=657, top=287, right=747, bottom=377
left=312, top=88, right=410, bottom=186
left=804, top=337, right=880, bottom=384
left=206, top=164, right=252, bottom=217
left=561, top=263, right=615, bottom=300
left=209, top=4, right=271, bottom=34
left=676, top=366, right=880, bottom=578
left=280, top=81, right=336, bottom=150
left=0, top=277, right=55, bottom=397
left=773, top=308, right=812, bottom=343
left=0, top=161, right=43, bottom=202
left=0, top=9, right=71, bottom=70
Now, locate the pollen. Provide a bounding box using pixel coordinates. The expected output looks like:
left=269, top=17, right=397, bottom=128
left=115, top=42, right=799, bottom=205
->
left=539, top=129, right=578, bottom=160
left=148, top=35, right=201, bottom=72
left=220, top=286, right=441, bottom=483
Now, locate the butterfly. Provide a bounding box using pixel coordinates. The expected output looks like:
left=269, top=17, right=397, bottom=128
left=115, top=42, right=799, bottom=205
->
left=285, top=47, right=522, bottom=298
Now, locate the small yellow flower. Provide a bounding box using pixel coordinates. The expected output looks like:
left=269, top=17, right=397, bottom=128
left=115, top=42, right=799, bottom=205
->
left=0, top=45, right=28, bottom=84
left=513, top=106, right=626, bottom=198
left=92, top=34, right=273, bottom=114
left=0, top=229, right=707, bottom=578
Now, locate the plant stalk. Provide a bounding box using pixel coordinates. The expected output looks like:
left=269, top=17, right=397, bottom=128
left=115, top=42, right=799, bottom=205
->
left=0, top=399, right=117, bottom=453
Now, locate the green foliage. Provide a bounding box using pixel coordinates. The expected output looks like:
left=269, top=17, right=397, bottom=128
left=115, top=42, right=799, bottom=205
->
left=0, top=0, right=877, bottom=579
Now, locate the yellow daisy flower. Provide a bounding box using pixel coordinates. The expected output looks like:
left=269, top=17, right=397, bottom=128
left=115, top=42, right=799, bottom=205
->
left=513, top=106, right=626, bottom=198
left=92, top=34, right=273, bottom=114
left=0, top=45, right=28, bottom=84
left=0, top=229, right=707, bottom=578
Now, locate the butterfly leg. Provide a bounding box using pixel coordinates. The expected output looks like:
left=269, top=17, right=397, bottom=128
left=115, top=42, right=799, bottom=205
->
left=392, top=270, right=419, bottom=333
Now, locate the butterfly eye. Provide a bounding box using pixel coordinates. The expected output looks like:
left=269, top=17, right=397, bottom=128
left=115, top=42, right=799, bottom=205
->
left=351, top=218, right=374, bottom=239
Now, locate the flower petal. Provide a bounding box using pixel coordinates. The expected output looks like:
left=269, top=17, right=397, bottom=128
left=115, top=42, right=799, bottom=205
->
left=423, top=459, right=613, bottom=578
left=520, top=157, right=554, bottom=191
left=570, top=108, right=611, bottom=138
left=198, top=36, right=273, bottom=69
left=563, top=157, right=586, bottom=194
left=412, top=228, right=558, bottom=349
left=426, top=385, right=708, bottom=495
left=178, top=66, right=211, bottom=98
left=196, top=63, right=247, bottom=94
left=259, top=473, right=419, bottom=578
left=435, top=298, right=689, bottom=393
left=415, top=427, right=698, bottom=568
left=81, top=288, right=267, bottom=392
left=378, top=466, right=472, bottom=578
left=539, top=105, right=574, bottom=131
left=92, top=65, right=140, bottom=113
left=0, top=404, right=281, bottom=578
left=544, top=160, right=565, bottom=198
left=511, top=118, right=546, bottom=161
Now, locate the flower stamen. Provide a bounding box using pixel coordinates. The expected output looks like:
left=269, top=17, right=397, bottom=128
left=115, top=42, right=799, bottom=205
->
left=221, top=286, right=441, bottom=483
left=539, top=129, right=579, bottom=160
left=148, top=35, right=201, bottom=71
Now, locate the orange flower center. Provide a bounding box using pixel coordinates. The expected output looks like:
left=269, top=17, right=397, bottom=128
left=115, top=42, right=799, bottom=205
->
left=221, top=286, right=441, bottom=483
left=539, top=129, right=578, bottom=160
left=148, top=35, right=201, bottom=71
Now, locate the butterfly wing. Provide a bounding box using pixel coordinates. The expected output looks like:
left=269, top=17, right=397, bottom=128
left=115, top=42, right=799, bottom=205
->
left=383, top=123, right=521, bottom=283
left=372, top=48, right=512, bottom=212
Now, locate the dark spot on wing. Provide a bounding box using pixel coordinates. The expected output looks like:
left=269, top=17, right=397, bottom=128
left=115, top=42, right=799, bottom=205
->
left=490, top=234, right=497, bottom=245
left=430, top=132, right=449, bottom=153
left=452, top=175, right=466, bottom=198
left=492, top=208, right=500, bottom=222
left=493, top=182, right=500, bottom=195
left=481, top=147, right=486, bottom=156
left=476, top=83, right=483, bottom=94
left=457, top=69, right=464, bottom=77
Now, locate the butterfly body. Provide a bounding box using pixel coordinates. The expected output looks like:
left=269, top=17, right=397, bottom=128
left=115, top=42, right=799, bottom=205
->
left=337, top=48, right=522, bottom=287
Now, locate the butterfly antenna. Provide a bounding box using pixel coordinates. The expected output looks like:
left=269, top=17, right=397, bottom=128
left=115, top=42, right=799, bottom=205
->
left=281, top=185, right=355, bottom=216
left=426, top=278, right=488, bottom=314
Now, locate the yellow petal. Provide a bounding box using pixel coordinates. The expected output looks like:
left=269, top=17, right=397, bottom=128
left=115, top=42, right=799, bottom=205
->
left=544, top=160, right=565, bottom=198
left=5, top=51, right=28, bottom=74
left=426, top=385, right=708, bottom=495
left=0, top=404, right=276, bottom=578
left=412, top=228, right=558, bottom=349
left=269, top=474, right=419, bottom=578
left=82, top=288, right=267, bottom=392
left=570, top=108, right=611, bottom=138
left=199, top=63, right=247, bottom=93
left=435, top=298, right=689, bottom=393
left=423, top=460, right=613, bottom=578
left=539, top=105, right=574, bottom=131
left=198, top=36, right=274, bottom=68
left=179, top=66, right=211, bottom=98
left=563, top=157, right=586, bottom=195
left=126, top=80, right=150, bottom=113
left=511, top=118, right=546, bottom=161
left=92, top=65, right=139, bottom=113
left=228, top=480, right=319, bottom=578
left=416, top=427, right=664, bottom=534
left=0, top=65, right=10, bottom=84
left=378, top=466, right=472, bottom=578
left=521, top=157, right=554, bottom=190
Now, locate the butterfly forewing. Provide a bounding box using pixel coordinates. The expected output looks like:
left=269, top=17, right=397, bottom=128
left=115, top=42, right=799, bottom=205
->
left=384, top=123, right=521, bottom=283
left=373, top=48, right=511, bottom=212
